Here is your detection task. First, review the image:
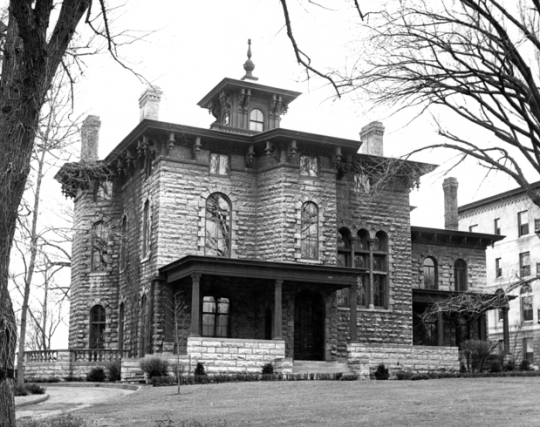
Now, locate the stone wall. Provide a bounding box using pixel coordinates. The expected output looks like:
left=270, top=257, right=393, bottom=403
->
left=187, top=337, right=286, bottom=373
left=347, top=343, right=459, bottom=375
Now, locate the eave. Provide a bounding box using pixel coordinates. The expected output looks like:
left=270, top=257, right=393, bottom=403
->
left=411, top=226, right=505, bottom=249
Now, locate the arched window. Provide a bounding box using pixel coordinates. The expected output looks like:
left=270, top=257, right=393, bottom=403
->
left=205, top=193, right=232, bottom=257
left=142, top=201, right=151, bottom=258
left=118, top=303, right=125, bottom=351
left=454, top=259, right=468, bottom=291
left=354, top=229, right=371, bottom=307
left=249, top=109, right=264, bottom=131
left=423, top=257, right=438, bottom=290
left=91, top=221, right=107, bottom=272
left=373, top=231, right=388, bottom=308
left=89, top=305, right=106, bottom=349
left=120, top=216, right=127, bottom=270
left=337, top=228, right=352, bottom=267
left=301, top=202, right=319, bottom=259
left=202, top=296, right=230, bottom=337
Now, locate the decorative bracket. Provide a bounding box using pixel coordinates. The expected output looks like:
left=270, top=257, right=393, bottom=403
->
left=168, top=132, right=176, bottom=153
left=334, top=146, right=343, bottom=164
left=287, top=140, right=298, bottom=161
left=265, top=141, right=279, bottom=161
left=246, top=144, right=255, bottom=166
left=193, top=137, right=202, bottom=160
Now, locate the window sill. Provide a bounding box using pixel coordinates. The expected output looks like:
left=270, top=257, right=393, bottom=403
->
left=89, top=272, right=109, bottom=277
left=297, top=259, right=322, bottom=265
left=338, top=306, right=392, bottom=313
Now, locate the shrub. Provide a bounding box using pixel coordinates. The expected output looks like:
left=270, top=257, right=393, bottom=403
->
left=374, top=363, right=389, bottom=380
left=396, top=370, right=414, bottom=381
left=410, top=373, right=430, bottom=381
left=504, top=360, right=515, bottom=371
left=25, top=383, right=46, bottom=395
left=15, top=384, right=28, bottom=396
left=194, top=362, right=206, bottom=376
left=140, top=357, right=170, bottom=379
left=106, top=359, right=122, bottom=382
left=261, top=363, right=274, bottom=375
left=86, top=367, right=106, bottom=382
left=18, top=414, right=88, bottom=427
left=490, top=359, right=502, bottom=373
left=461, top=339, right=495, bottom=372
left=520, top=359, right=532, bottom=371
left=339, top=373, right=359, bottom=381
left=63, top=376, right=84, bottom=382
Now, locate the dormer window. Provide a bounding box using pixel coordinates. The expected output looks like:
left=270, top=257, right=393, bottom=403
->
left=249, top=109, right=264, bottom=132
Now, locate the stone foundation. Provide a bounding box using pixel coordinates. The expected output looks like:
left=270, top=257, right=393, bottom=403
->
left=187, top=337, right=286, bottom=374
left=347, top=343, right=459, bottom=377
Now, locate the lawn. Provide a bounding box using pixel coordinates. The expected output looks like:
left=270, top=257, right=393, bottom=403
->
left=78, top=378, right=540, bottom=427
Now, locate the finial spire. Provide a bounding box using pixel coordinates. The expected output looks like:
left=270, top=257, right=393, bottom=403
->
left=242, top=38, right=258, bottom=81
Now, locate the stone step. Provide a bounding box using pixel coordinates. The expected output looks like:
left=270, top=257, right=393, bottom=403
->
left=293, top=361, right=351, bottom=374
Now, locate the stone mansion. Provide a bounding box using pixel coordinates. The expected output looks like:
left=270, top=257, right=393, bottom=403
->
left=49, top=53, right=506, bottom=377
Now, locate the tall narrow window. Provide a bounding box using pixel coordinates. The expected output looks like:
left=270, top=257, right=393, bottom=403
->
left=209, top=153, right=230, bottom=175
left=521, top=285, right=533, bottom=322
left=454, top=259, right=468, bottom=291
left=91, top=221, right=108, bottom=272
left=372, top=231, right=388, bottom=308
left=89, top=305, right=106, bottom=349
left=355, top=229, right=370, bottom=307
left=337, top=228, right=352, bottom=267
left=518, top=211, right=529, bottom=237
left=423, top=257, right=438, bottom=290
left=301, top=202, right=318, bottom=259
left=249, top=109, right=264, bottom=131
left=300, top=156, right=319, bottom=177
left=120, top=216, right=127, bottom=270
left=142, top=201, right=151, bottom=258
left=496, top=258, right=502, bottom=278
left=140, top=295, right=149, bottom=356
left=494, top=218, right=501, bottom=235
left=520, top=252, right=531, bottom=277
left=202, top=296, right=230, bottom=337
left=205, top=193, right=231, bottom=257
left=524, top=338, right=534, bottom=363
left=118, top=303, right=125, bottom=351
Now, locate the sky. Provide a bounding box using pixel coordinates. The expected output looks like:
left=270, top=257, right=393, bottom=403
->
left=15, top=0, right=535, bottom=348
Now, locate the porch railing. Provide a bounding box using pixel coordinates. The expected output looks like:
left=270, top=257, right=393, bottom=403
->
left=24, top=349, right=132, bottom=363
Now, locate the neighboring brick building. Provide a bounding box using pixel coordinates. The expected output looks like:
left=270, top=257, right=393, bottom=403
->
left=53, top=52, right=503, bottom=376
left=459, top=183, right=540, bottom=366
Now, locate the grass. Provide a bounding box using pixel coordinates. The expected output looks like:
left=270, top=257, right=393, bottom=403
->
left=76, top=377, right=540, bottom=426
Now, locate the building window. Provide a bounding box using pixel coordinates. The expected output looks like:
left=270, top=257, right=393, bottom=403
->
left=520, top=252, right=531, bottom=277
left=301, top=202, right=319, bottom=259
left=535, top=219, right=540, bottom=234
left=524, top=338, right=534, bottom=364
left=142, top=200, right=151, bottom=258
left=353, top=173, right=370, bottom=193
left=249, top=109, right=264, bottom=132
left=94, top=180, right=113, bottom=201
left=372, top=231, right=388, bottom=308
left=355, top=229, right=370, bottom=307
left=521, top=285, right=533, bottom=322
left=202, top=296, right=230, bottom=337
left=469, top=225, right=478, bottom=232
left=496, top=258, right=502, bottom=278
left=518, top=210, right=529, bottom=237
left=91, top=221, right=108, bottom=272
left=337, top=228, right=352, bottom=267
left=205, top=193, right=231, bottom=257
left=209, top=153, right=230, bottom=176
left=89, top=305, right=106, bottom=349
left=423, top=257, right=438, bottom=290
left=494, top=218, right=501, bottom=235
left=300, top=156, right=319, bottom=177
left=454, top=259, right=468, bottom=291
left=118, top=303, right=125, bottom=352
left=120, top=216, right=127, bottom=270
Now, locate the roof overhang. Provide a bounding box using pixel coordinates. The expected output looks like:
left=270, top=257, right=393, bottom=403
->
left=158, top=255, right=358, bottom=287
left=411, top=226, right=505, bottom=249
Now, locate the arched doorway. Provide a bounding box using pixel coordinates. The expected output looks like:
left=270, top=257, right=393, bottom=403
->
left=294, top=290, right=325, bottom=360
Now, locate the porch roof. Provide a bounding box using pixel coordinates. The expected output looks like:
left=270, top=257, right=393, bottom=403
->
left=158, top=255, right=358, bottom=287
left=413, top=288, right=516, bottom=307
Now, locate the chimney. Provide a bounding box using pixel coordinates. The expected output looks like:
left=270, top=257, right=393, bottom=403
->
left=360, top=121, right=385, bottom=156
left=80, top=115, right=101, bottom=162
left=443, top=177, right=459, bottom=230
left=139, top=86, right=163, bottom=122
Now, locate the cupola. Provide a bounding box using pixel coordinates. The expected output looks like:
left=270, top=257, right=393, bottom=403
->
left=197, top=39, right=301, bottom=135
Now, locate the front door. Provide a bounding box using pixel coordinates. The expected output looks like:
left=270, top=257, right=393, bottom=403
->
left=294, top=290, right=324, bottom=360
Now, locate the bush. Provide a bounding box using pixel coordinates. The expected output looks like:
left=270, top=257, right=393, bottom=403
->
left=490, top=359, right=502, bottom=373
left=18, top=414, right=88, bottom=427
left=396, top=370, right=414, bottom=381
left=374, top=363, right=389, bottom=380
left=410, top=373, right=430, bottom=381
left=140, top=357, right=170, bottom=379
left=15, top=384, right=28, bottom=396
left=63, top=376, right=85, bottom=382
left=461, top=339, right=495, bottom=372
left=261, top=363, right=274, bottom=375
left=339, top=373, right=359, bottom=381
left=520, top=359, right=532, bottom=371
left=106, top=359, right=122, bottom=382
left=194, top=362, right=206, bottom=376
left=504, top=360, right=515, bottom=371
left=25, top=383, right=46, bottom=395
left=86, top=367, right=106, bottom=382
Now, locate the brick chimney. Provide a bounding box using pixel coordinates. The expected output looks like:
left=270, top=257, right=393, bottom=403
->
left=443, top=177, right=459, bottom=230
left=139, top=86, right=163, bottom=122
left=80, top=115, right=101, bottom=162
left=360, top=121, right=385, bottom=157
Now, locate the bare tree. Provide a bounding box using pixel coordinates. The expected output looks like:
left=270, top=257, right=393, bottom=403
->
left=0, top=2, right=142, bottom=424
left=280, top=0, right=540, bottom=207
left=171, top=292, right=190, bottom=395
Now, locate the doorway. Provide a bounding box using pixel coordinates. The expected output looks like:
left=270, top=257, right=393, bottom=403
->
left=294, top=290, right=325, bottom=360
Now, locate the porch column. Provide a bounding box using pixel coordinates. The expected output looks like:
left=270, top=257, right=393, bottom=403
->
left=502, top=307, right=510, bottom=353
left=190, top=274, right=201, bottom=337
left=437, top=312, right=444, bottom=346
left=349, top=282, right=358, bottom=342
left=273, top=280, right=283, bottom=339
